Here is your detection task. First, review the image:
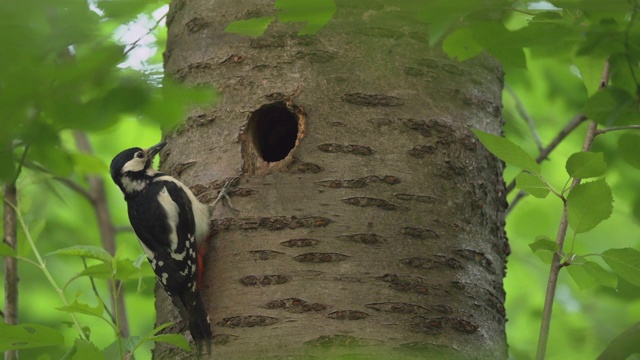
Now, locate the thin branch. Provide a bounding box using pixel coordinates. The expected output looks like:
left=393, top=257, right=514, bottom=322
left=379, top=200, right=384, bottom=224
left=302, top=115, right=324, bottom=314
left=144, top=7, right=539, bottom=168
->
left=623, top=1, right=639, bottom=89
left=506, top=113, right=588, bottom=195
left=123, top=12, right=167, bottom=57
left=6, top=200, right=87, bottom=340
left=506, top=84, right=544, bottom=152
left=3, top=182, right=19, bottom=360
left=114, top=225, right=134, bottom=233
left=596, top=125, right=640, bottom=135
left=22, top=161, right=94, bottom=202
left=535, top=60, right=610, bottom=360
left=82, top=258, right=117, bottom=324
left=73, top=131, right=130, bottom=337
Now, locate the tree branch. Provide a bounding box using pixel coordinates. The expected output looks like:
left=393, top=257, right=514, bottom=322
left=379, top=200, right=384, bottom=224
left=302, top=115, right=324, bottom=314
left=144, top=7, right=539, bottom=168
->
left=535, top=60, right=610, bottom=360
left=506, top=113, right=588, bottom=195
left=596, top=125, right=640, bottom=135
left=73, top=132, right=130, bottom=337
left=506, top=84, right=544, bottom=152
left=3, top=182, right=19, bottom=360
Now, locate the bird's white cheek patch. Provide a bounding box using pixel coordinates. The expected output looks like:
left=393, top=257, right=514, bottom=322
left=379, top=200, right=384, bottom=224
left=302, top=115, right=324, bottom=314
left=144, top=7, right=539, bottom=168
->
left=121, top=158, right=145, bottom=173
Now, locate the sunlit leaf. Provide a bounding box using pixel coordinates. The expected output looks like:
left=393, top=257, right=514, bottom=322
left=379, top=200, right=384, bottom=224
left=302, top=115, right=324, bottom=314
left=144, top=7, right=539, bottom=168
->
left=618, top=133, right=640, bottom=170
left=515, top=172, right=550, bottom=198
left=71, top=339, right=105, bottom=360
left=0, top=322, right=65, bottom=351
left=56, top=299, right=105, bottom=320
left=443, top=27, right=484, bottom=61
left=0, top=242, right=16, bottom=257
left=275, top=0, right=336, bottom=35
left=472, top=130, right=540, bottom=174
left=48, top=245, right=112, bottom=262
left=529, top=236, right=558, bottom=264
left=567, top=179, right=613, bottom=234
left=567, top=263, right=596, bottom=290
left=565, top=151, right=606, bottom=179
left=225, top=17, right=275, bottom=37
left=583, top=260, right=617, bottom=289
left=602, top=248, right=640, bottom=287
left=149, top=334, right=190, bottom=351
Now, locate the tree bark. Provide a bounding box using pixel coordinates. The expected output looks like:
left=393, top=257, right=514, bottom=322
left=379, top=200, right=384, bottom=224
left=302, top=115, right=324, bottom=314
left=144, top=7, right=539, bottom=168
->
left=157, top=1, right=508, bottom=359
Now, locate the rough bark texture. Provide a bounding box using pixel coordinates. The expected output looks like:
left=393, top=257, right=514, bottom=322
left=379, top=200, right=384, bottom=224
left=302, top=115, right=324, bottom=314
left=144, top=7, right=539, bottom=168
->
left=156, top=1, right=508, bottom=359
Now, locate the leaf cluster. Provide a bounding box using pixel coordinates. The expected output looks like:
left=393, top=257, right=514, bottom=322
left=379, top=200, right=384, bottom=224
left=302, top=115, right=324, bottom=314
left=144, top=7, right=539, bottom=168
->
left=0, top=0, right=215, bottom=181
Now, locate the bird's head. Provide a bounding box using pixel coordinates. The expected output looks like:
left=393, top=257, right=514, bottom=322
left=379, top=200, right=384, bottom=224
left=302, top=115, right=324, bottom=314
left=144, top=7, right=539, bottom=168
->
left=110, top=141, right=167, bottom=196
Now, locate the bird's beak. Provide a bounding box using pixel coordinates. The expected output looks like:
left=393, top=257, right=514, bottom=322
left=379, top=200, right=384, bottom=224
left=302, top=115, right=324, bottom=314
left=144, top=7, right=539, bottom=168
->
left=146, top=141, right=167, bottom=164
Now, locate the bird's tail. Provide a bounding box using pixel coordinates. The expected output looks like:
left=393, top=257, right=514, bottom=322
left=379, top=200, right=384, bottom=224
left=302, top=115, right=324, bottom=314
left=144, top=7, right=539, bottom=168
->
left=185, top=290, right=212, bottom=355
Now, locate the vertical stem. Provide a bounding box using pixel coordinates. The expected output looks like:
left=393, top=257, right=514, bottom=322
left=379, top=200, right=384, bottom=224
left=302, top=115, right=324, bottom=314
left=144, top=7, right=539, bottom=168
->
left=536, top=120, right=599, bottom=360
left=3, top=183, right=18, bottom=360
left=73, top=132, right=130, bottom=337
left=536, top=206, right=568, bottom=360
left=535, top=60, right=607, bottom=359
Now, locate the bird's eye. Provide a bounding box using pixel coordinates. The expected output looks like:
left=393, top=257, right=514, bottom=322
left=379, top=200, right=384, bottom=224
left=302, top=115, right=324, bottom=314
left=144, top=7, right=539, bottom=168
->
left=135, top=151, right=144, bottom=159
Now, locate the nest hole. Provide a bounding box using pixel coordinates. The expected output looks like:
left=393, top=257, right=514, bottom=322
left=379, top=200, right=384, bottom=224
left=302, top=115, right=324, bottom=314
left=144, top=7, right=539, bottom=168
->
left=247, top=101, right=299, bottom=162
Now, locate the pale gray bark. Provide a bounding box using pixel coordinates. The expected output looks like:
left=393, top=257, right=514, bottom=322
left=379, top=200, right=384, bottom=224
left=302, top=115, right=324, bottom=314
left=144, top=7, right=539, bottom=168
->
left=156, top=1, right=508, bottom=359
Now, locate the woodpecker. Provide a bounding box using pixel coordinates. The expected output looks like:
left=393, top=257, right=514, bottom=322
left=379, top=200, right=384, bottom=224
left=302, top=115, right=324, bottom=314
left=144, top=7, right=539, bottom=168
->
left=110, top=140, right=223, bottom=355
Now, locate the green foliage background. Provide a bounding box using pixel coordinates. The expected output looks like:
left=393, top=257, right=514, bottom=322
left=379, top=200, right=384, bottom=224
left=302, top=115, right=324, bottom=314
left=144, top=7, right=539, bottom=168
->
left=2, top=0, right=640, bottom=359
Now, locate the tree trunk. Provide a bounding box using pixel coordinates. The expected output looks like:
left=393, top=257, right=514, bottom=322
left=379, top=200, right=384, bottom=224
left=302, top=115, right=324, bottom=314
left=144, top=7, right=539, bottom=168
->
left=157, top=1, right=508, bottom=359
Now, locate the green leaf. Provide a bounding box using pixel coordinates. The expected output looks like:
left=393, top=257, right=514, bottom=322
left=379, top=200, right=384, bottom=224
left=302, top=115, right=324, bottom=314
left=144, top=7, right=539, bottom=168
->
left=515, top=172, right=551, bottom=198
left=529, top=238, right=559, bottom=253
left=149, top=334, right=190, bottom=351
left=225, top=17, right=275, bottom=37
left=443, top=27, right=484, bottom=61
left=584, top=87, right=640, bottom=126
left=567, top=263, right=596, bottom=290
left=529, top=236, right=558, bottom=264
left=71, top=339, right=105, bottom=360
left=56, top=299, right=105, bottom=320
left=48, top=245, right=112, bottom=262
left=0, top=322, right=65, bottom=351
left=618, top=133, right=640, bottom=170
left=567, top=179, right=613, bottom=234
left=77, top=259, right=140, bottom=281
left=0, top=242, right=16, bottom=257
left=583, top=261, right=617, bottom=289
left=573, top=55, right=608, bottom=97
left=275, top=0, right=336, bottom=35
left=72, top=152, right=108, bottom=175
left=472, top=130, right=540, bottom=174
left=565, top=151, right=607, bottom=179
left=602, top=248, right=640, bottom=287
left=129, top=322, right=190, bottom=353
left=468, top=21, right=527, bottom=70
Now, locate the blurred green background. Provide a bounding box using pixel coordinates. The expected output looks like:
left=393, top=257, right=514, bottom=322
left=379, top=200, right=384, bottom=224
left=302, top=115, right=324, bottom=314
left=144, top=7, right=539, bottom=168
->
left=1, top=1, right=640, bottom=359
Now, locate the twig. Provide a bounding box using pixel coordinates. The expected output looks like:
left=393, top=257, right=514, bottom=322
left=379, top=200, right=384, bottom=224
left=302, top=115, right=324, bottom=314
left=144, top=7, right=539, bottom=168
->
left=596, top=125, right=640, bottom=135
left=6, top=200, right=87, bottom=340
left=506, top=190, right=527, bottom=215
left=535, top=60, right=609, bottom=360
left=21, top=161, right=94, bottom=202
left=82, top=258, right=117, bottom=324
left=123, top=12, right=168, bottom=57
left=506, top=113, right=588, bottom=195
left=506, top=84, right=544, bottom=152
left=73, top=131, right=130, bottom=338
left=3, top=182, right=19, bottom=360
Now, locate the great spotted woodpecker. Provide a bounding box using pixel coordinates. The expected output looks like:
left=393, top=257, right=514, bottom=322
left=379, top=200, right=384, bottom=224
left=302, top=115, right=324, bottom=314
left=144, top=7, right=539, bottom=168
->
left=110, top=140, right=229, bottom=355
